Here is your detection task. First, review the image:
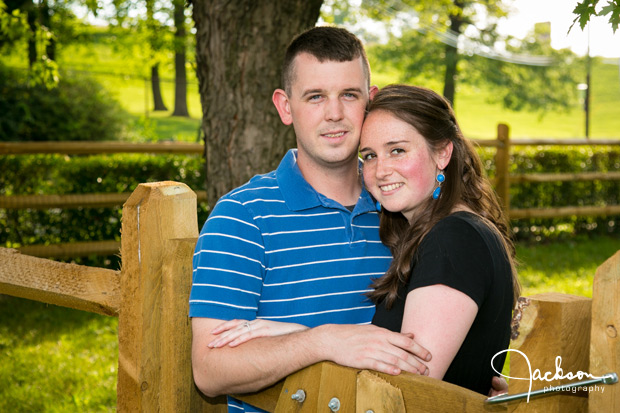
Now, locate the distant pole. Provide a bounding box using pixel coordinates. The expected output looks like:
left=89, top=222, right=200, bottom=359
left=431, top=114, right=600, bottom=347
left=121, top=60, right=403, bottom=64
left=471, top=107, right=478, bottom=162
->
left=145, top=76, right=150, bottom=119
left=585, top=24, right=591, bottom=139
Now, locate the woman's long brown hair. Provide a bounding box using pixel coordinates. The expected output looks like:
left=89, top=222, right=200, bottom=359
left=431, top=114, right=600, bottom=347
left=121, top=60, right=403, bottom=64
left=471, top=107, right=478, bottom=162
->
left=366, top=85, right=521, bottom=309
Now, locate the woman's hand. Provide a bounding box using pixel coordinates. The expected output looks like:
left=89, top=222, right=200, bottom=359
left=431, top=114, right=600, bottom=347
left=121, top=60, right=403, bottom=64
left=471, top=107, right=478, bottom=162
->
left=208, top=319, right=309, bottom=348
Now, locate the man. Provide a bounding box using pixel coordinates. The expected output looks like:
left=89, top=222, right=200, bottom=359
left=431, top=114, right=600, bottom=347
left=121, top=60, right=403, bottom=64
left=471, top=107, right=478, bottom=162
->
left=190, top=26, right=431, bottom=412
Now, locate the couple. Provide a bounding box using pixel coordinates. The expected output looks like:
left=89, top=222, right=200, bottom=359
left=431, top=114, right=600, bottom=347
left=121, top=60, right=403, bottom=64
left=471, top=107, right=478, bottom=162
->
left=190, top=26, right=520, bottom=412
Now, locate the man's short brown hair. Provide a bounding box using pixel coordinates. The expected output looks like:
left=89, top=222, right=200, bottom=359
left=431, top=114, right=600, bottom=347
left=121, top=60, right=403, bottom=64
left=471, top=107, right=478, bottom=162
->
left=281, top=26, right=371, bottom=94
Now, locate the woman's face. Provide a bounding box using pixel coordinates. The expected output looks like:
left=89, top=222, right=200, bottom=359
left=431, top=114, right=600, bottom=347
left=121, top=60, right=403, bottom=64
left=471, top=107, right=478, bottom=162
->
left=360, top=110, right=450, bottom=221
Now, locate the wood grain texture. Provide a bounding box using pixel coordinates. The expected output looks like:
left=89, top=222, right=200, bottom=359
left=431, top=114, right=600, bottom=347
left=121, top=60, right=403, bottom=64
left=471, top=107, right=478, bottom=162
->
left=590, top=250, right=620, bottom=412
left=509, top=293, right=592, bottom=413
left=0, top=247, right=119, bottom=316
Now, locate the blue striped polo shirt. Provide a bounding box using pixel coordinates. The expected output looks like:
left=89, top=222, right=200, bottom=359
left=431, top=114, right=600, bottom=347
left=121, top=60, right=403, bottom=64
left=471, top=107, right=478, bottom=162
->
left=189, top=149, right=392, bottom=412
left=189, top=148, right=391, bottom=325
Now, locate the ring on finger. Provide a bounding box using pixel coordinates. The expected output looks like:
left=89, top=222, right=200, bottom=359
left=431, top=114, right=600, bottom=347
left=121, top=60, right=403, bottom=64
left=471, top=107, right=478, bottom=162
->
left=244, top=321, right=252, bottom=333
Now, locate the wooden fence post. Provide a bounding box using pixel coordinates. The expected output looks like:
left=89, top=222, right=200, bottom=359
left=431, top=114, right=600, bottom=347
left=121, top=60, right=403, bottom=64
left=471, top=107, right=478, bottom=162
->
left=508, top=293, right=592, bottom=412
left=590, top=250, right=620, bottom=412
left=117, top=181, right=225, bottom=412
left=495, top=123, right=511, bottom=214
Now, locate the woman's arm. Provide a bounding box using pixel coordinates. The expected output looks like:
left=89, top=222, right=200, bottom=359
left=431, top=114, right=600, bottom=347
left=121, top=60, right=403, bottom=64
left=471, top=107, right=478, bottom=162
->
left=208, top=319, right=309, bottom=348
left=400, top=284, right=477, bottom=379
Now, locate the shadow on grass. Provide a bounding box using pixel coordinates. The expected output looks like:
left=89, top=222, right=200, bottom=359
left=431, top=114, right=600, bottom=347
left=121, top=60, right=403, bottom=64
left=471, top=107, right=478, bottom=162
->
left=0, top=295, right=115, bottom=349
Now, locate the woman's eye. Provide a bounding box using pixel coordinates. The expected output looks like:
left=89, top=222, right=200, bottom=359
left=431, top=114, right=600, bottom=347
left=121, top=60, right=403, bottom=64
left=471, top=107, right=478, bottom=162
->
left=391, top=148, right=405, bottom=155
left=362, top=153, right=375, bottom=161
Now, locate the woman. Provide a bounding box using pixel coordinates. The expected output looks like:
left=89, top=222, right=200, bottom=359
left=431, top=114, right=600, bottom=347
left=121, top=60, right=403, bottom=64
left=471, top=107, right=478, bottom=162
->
left=359, top=84, right=520, bottom=394
left=208, top=84, right=519, bottom=394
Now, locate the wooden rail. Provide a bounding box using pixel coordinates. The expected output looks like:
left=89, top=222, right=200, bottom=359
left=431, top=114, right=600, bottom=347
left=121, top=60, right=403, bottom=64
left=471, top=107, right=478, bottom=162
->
left=0, top=141, right=204, bottom=155
left=0, top=191, right=207, bottom=209
left=477, top=124, right=620, bottom=220
left=2, top=127, right=619, bottom=259
left=0, top=181, right=618, bottom=412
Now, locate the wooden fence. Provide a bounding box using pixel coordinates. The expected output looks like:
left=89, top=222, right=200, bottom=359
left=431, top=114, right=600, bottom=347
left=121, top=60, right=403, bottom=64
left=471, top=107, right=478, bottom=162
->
left=0, top=181, right=619, bottom=412
left=1, top=125, right=620, bottom=259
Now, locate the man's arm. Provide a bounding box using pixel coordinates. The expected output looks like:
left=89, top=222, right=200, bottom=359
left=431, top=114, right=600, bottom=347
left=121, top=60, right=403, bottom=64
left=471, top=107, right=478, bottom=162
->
left=192, top=317, right=431, bottom=397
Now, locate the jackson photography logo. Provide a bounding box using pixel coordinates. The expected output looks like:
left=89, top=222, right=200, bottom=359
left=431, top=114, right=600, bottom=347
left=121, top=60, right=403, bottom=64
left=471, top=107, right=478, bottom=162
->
left=491, top=349, right=606, bottom=402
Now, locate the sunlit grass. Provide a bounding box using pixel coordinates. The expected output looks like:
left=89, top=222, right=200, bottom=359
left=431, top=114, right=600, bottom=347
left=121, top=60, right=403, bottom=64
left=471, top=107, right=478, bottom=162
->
left=516, top=235, right=620, bottom=298
left=0, top=297, right=117, bottom=412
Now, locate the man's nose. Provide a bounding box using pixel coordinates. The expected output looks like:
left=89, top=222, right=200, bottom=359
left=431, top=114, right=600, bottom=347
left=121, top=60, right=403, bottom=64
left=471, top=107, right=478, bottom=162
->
left=324, top=98, right=344, bottom=121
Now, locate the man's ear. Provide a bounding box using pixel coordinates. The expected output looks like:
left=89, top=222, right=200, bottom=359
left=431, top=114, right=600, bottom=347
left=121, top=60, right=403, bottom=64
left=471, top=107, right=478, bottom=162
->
left=272, top=89, right=293, bottom=125
left=369, top=85, right=379, bottom=100
left=436, top=141, right=454, bottom=170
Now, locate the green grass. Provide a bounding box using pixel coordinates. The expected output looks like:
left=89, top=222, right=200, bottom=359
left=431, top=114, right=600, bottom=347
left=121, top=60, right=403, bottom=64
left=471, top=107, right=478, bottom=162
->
left=371, top=58, right=620, bottom=140
left=516, top=235, right=619, bottom=298
left=0, top=297, right=117, bottom=412
left=1, top=236, right=618, bottom=411
left=8, top=34, right=620, bottom=143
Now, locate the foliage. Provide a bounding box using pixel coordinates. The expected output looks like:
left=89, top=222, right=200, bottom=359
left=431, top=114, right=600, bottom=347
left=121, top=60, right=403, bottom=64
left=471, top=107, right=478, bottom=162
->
left=0, top=63, right=129, bottom=141
left=465, top=28, right=582, bottom=114
left=572, top=0, right=620, bottom=32
left=0, top=153, right=208, bottom=268
left=1, top=145, right=618, bottom=269
left=0, top=0, right=28, bottom=50
left=366, top=24, right=582, bottom=116
left=330, top=0, right=583, bottom=115
left=476, top=145, right=620, bottom=241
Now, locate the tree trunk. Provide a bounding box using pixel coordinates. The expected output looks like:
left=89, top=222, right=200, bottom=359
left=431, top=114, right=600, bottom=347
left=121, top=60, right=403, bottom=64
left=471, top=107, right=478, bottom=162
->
left=151, top=63, right=168, bottom=111
left=172, top=0, right=189, bottom=117
left=146, top=0, right=167, bottom=112
left=442, top=2, right=464, bottom=107
left=25, top=0, right=36, bottom=67
left=40, top=0, right=55, bottom=61
left=193, top=0, right=323, bottom=206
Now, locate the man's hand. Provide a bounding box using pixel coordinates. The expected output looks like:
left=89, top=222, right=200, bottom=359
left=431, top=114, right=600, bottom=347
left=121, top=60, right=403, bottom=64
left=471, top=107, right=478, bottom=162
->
left=313, top=324, right=431, bottom=376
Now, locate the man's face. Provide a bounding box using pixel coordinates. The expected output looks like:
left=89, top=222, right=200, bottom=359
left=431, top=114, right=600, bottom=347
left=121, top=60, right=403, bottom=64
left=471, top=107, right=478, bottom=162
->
left=274, top=53, right=372, bottom=171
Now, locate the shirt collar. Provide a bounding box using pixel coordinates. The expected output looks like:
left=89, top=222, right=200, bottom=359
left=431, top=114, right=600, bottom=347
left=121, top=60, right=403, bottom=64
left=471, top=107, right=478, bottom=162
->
left=276, top=149, right=378, bottom=214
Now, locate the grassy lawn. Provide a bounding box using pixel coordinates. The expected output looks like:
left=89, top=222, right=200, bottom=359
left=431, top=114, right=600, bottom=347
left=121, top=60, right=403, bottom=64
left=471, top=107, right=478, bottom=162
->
left=1, top=236, right=618, bottom=411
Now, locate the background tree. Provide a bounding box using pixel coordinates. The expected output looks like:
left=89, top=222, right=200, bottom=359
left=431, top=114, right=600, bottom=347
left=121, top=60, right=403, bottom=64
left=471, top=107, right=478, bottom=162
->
left=356, top=0, right=509, bottom=106
left=572, top=0, right=620, bottom=32
left=192, top=0, right=323, bottom=206
left=336, top=0, right=580, bottom=115
left=145, top=0, right=167, bottom=111
left=171, top=0, right=188, bottom=117
left=466, top=23, right=582, bottom=114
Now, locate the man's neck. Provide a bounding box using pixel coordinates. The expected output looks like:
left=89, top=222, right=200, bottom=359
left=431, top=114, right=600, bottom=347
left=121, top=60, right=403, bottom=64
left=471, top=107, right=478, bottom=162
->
left=297, top=156, right=362, bottom=207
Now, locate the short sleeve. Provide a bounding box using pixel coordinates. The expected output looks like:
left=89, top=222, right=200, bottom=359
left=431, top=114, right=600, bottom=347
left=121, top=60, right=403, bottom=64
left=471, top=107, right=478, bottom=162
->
left=189, top=196, right=266, bottom=319
left=407, top=216, right=494, bottom=307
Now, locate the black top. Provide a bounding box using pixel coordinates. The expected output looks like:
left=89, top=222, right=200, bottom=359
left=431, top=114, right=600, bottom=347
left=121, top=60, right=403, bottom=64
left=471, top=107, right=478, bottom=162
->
left=372, top=211, right=514, bottom=395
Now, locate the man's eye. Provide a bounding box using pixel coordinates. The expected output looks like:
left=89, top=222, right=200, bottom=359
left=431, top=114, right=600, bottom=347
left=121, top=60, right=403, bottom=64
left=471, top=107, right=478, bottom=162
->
left=308, top=95, right=322, bottom=101
left=343, top=93, right=357, bottom=99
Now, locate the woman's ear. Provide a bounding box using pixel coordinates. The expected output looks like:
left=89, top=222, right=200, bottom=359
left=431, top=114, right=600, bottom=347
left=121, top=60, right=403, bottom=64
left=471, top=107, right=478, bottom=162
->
left=369, top=85, right=379, bottom=100
left=272, top=89, right=293, bottom=125
left=436, top=141, right=453, bottom=170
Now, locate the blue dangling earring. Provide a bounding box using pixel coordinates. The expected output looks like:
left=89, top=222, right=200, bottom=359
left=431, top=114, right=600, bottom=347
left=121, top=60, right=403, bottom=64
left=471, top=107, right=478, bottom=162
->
left=432, top=171, right=445, bottom=200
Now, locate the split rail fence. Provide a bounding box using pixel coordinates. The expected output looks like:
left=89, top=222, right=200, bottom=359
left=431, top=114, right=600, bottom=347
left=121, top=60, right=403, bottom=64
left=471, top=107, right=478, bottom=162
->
left=0, top=181, right=619, bottom=412
left=1, top=123, right=619, bottom=260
